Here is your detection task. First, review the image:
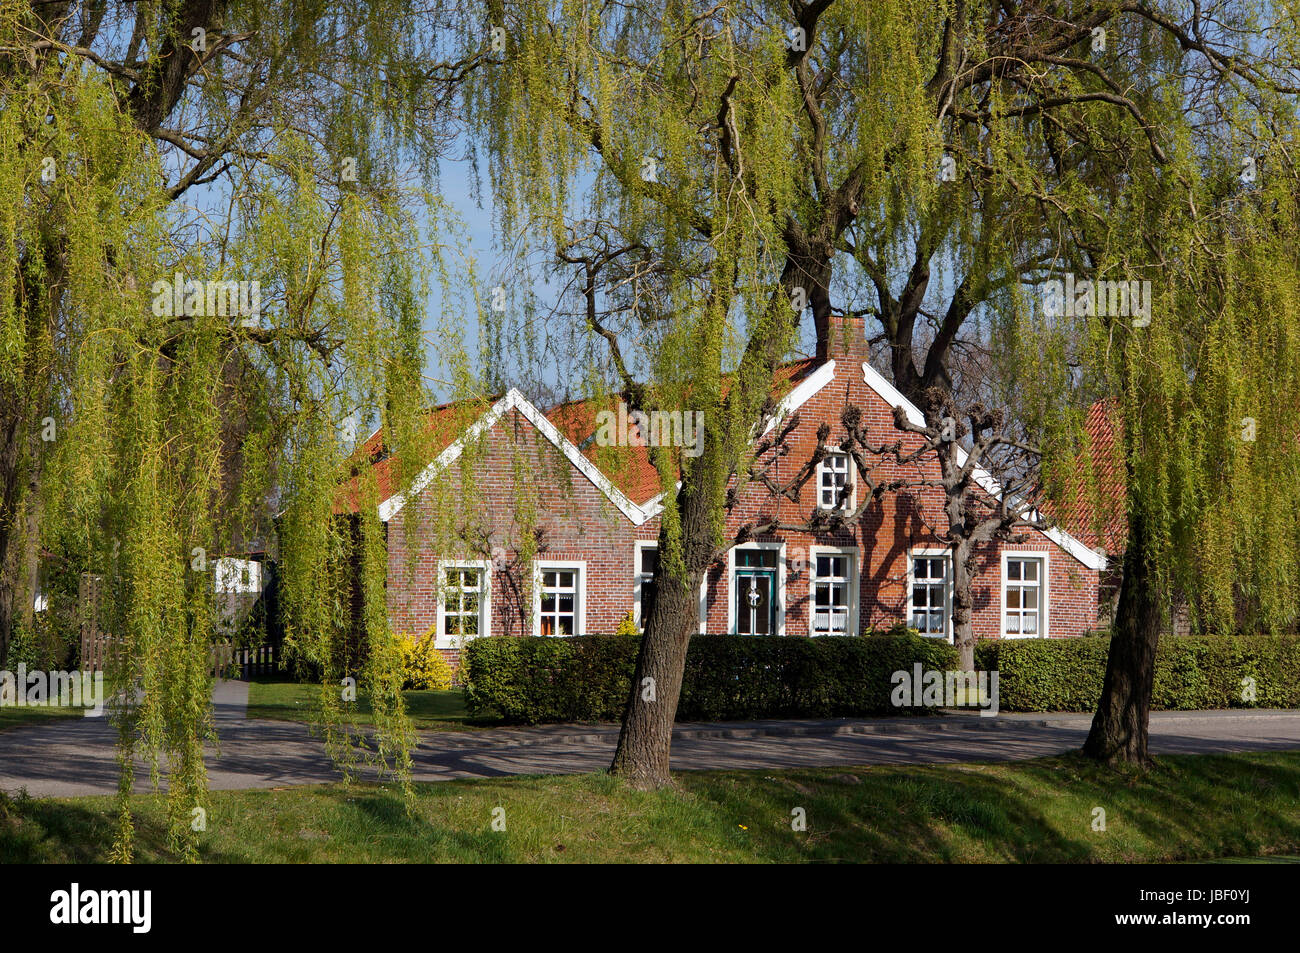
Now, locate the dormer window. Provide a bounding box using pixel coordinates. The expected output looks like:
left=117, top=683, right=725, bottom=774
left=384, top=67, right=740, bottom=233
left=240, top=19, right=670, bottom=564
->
left=818, top=452, right=853, bottom=510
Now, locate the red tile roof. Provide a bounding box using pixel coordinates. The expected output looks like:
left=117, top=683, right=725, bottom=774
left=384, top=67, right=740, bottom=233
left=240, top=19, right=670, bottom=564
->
left=1060, top=397, right=1127, bottom=559
left=335, top=396, right=499, bottom=514
left=342, top=359, right=830, bottom=515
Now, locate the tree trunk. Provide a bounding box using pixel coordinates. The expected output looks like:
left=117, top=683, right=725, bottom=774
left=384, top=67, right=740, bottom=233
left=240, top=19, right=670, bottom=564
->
left=1083, top=518, right=1161, bottom=765
left=0, top=412, right=23, bottom=669
left=0, top=240, right=59, bottom=669
left=950, top=539, right=976, bottom=672
left=609, top=480, right=713, bottom=788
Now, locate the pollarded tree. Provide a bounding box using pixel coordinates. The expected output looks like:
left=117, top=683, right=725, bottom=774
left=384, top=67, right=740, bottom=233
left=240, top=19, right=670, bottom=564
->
left=743, top=392, right=1054, bottom=672
left=1, top=0, right=487, bottom=857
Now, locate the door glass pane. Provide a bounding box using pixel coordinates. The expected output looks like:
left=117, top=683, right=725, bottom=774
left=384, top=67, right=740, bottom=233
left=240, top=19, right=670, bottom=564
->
left=736, top=572, right=772, bottom=634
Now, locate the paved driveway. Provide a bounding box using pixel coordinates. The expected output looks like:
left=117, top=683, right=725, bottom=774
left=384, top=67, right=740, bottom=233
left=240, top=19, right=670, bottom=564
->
left=2, top=682, right=1299, bottom=797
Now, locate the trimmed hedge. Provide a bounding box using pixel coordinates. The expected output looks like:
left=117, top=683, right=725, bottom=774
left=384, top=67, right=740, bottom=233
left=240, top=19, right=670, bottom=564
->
left=464, top=633, right=959, bottom=724
left=975, top=634, right=1300, bottom=712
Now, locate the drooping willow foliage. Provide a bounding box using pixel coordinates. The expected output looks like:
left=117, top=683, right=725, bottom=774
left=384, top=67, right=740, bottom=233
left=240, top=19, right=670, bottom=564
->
left=1, top=0, right=497, bottom=858
left=463, top=0, right=953, bottom=576
left=449, top=1, right=1300, bottom=777
left=1006, top=10, right=1300, bottom=639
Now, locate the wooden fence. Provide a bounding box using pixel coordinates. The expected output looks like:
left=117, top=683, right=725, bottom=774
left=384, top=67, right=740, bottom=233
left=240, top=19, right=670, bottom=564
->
left=78, top=571, right=283, bottom=680
left=211, top=643, right=282, bottom=679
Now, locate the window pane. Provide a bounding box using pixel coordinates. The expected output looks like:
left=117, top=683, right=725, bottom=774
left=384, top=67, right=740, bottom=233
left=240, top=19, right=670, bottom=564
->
left=913, top=585, right=927, bottom=608
left=543, top=571, right=556, bottom=587
left=641, top=580, right=657, bottom=620
left=640, top=547, right=659, bottom=573
left=1024, top=589, right=1038, bottom=609
left=1025, top=560, right=1038, bottom=581
left=1023, top=614, right=1038, bottom=634
left=1006, top=614, right=1021, bottom=633
left=1008, top=561, right=1021, bottom=581
left=1006, top=590, right=1020, bottom=609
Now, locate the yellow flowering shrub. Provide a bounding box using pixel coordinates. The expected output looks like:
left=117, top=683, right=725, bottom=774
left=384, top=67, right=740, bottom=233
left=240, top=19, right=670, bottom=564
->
left=400, top=629, right=454, bottom=690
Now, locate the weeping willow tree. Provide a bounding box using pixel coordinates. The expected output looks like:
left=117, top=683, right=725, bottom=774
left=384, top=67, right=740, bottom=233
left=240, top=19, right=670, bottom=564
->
left=1, top=0, right=487, bottom=857
left=460, top=0, right=1300, bottom=785
left=1077, top=103, right=1300, bottom=764
left=981, top=6, right=1300, bottom=764
left=463, top=0, right=959, bottom=787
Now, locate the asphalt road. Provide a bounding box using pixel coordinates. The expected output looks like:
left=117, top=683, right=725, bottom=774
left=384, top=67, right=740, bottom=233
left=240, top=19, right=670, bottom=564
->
left=2, top=680, right=1299, bottom=797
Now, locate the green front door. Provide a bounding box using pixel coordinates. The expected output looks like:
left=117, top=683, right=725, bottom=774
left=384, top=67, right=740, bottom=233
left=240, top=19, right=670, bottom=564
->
left=734, top=548, right=779, bottom=635
left=735, top=569, right=776, bottom=634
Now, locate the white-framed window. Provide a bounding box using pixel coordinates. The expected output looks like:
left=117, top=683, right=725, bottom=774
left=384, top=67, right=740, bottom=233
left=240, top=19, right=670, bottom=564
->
left=810, top=547, right=857, bottom=636
left=436, top=560, right=492, bottom=649
left=1003, top=553, right=1048, bottom=638
left=636, top=541, right=710, bottom=634
left=908, top=549, right=951, bottom=640
left=534, top=560, right=586, bottom=637
left=634, top=542, right=658, bottom=631
left=818, top=451, right=853, bottom=510
left=727, top=543, right=785, bottom=636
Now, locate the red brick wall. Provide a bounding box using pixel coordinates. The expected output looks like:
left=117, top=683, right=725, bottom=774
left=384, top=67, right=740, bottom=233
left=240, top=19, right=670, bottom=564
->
left=692, top=363, right=1101, bottom=639
left=383, top=358, right=1101, bottom=669
left=385, top=407, right=643, bottom=646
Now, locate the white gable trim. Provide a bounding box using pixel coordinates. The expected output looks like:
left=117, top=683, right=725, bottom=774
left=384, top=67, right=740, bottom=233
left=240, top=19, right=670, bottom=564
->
left=378, top=388, right=650, bottom=525
left=859, top=362, right=1108, bottom=572
left=640, top=360, right=838, bottom=522
left=510, top=390, right=650, bottom=523
left=760, top=359, right=837, bottom=436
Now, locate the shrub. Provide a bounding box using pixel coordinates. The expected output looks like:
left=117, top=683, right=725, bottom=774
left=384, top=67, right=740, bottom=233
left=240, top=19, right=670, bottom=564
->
left=975, top=634, right=1300, bottom=712
left=400, top=631, right=455, bottom=691
left=463, top=632, right=958, bottom=724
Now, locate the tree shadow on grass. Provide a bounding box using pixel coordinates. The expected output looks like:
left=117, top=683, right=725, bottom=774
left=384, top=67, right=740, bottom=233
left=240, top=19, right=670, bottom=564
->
left=674, top=751, right=1300, bottom=863
left=0, top=793, right=225, bottom=863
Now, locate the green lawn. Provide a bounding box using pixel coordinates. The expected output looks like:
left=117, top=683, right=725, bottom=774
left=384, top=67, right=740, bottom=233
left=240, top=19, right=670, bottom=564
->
left=4, top=750, right=1300, bottom=863
left=0, top=705, right=85, bottom=732
left=245, top=680, right=498, bottom=731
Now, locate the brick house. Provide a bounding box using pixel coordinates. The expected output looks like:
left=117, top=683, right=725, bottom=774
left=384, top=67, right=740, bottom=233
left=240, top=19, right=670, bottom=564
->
left=367, top=315, right=1107, bottom=670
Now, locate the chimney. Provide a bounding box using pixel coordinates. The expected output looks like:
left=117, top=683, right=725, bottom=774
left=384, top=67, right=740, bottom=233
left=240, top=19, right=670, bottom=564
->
left=815, top=312, right=869, bottom=361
